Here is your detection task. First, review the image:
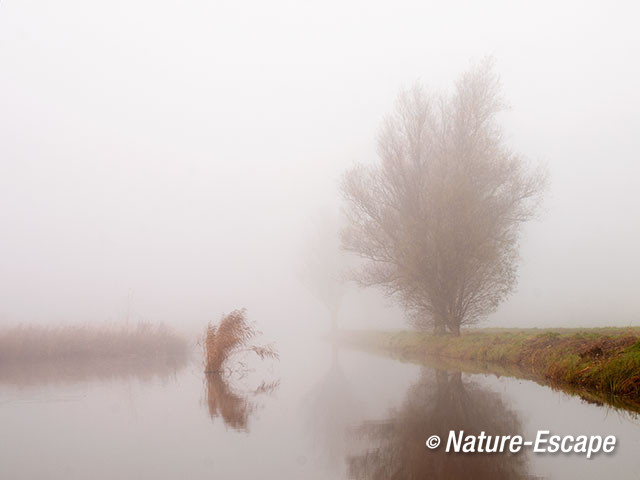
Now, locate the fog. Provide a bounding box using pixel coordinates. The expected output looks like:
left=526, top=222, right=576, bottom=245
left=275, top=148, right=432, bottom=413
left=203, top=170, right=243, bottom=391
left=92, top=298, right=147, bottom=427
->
left=1, top=0, right=639, bottom=333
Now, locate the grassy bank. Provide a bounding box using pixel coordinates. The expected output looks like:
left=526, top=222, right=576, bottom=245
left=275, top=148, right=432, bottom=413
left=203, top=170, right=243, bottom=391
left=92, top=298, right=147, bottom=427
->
left=340, top=328, right=640, bottom=406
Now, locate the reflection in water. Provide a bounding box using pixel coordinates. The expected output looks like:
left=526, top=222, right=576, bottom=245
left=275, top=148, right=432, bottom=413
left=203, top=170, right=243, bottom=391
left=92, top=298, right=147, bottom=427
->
left=347, top=369, right=530, bottom=480
left=205, top=373, right=279, bottom=431
left=304, top=344, right=360, bottom=468
left=2, top=341, right=640, bottom=479
left=0, top=354, right=189, bottom=387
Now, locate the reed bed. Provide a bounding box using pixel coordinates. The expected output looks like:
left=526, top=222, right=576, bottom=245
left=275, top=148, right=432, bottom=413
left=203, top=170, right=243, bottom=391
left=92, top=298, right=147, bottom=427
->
left=0, top=322, right=189, bottom=363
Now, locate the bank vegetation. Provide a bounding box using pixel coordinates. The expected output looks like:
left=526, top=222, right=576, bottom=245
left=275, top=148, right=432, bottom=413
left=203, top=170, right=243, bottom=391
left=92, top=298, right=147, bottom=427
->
left=341, top=328, right=640, bottom=406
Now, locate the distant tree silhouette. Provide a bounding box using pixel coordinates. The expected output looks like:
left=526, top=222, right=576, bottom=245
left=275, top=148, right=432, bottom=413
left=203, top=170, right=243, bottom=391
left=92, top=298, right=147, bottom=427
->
left=300, top=211, right=347, bottom=333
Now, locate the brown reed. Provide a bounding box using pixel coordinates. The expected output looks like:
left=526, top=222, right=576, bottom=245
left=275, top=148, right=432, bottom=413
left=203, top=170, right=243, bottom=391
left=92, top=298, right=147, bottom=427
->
left=204, top=309, right=278, bottom=373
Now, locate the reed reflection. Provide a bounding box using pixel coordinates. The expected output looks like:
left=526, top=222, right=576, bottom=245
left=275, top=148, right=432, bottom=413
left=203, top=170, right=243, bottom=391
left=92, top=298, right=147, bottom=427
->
left=204, top=373, right=279, bottom=432
left=0, top=354, right=188, bottom=387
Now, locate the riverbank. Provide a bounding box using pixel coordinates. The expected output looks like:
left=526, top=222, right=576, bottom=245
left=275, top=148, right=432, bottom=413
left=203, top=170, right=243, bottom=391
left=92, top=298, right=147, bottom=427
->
left=339, top=328, right=640, bottom=408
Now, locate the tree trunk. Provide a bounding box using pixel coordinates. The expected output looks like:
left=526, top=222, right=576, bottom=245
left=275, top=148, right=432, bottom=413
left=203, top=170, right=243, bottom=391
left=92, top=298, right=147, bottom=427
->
left=447, top=312, right=461, bottom=336
left=331, top=311, right=338, bottom=336
left=433, top=316, right=446, bottom=335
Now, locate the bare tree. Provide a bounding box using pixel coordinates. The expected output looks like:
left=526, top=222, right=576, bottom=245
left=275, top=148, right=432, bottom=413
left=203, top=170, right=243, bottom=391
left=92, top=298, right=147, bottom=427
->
left=341, top=59, right=546, bottom=335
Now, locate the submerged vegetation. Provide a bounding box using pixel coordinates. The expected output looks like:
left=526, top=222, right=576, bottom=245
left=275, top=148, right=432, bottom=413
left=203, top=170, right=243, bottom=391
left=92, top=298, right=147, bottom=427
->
left=203, top=308, right=278, bottom=373
left=342, top=328, right=640, bottom=406
left=0, top=322, right=188, bottom=363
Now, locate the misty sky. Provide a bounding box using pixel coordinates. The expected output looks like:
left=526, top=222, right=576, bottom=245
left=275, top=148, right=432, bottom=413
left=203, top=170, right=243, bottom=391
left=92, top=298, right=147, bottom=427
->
left=1, top=0, right=639, bottom=332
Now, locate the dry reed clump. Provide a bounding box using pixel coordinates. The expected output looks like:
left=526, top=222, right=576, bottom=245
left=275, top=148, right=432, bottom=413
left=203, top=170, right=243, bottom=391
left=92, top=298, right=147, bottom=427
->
left=0, top=322, right=189, bottom=363
left=204, top=308, right=278, bottom=373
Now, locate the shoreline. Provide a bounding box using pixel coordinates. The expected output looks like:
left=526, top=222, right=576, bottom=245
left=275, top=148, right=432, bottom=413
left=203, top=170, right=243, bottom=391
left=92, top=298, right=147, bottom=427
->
left=338, top=327, right=640, bottom=413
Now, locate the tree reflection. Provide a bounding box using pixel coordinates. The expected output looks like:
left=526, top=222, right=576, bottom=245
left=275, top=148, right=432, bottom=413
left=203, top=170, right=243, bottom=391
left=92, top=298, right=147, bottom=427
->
left=347, top=369, right=529, bottom=479
left=205, top=373, right=279, bottom=432
left=303, top=343, right=360, bottom=469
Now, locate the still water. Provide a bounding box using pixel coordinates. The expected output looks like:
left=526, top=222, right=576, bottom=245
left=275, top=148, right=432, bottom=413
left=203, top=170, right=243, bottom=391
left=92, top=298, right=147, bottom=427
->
left=1, top=340, right=639, bottom=479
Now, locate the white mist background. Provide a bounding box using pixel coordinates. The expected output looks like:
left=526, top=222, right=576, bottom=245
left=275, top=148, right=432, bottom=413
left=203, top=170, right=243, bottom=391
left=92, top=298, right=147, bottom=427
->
left=0, top=0, right=639, bottom=334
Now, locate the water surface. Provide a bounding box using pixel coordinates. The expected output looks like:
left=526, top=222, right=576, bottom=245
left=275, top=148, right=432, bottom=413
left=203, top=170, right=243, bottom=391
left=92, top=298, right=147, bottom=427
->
left=1, top=340, right=639, bottom=479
